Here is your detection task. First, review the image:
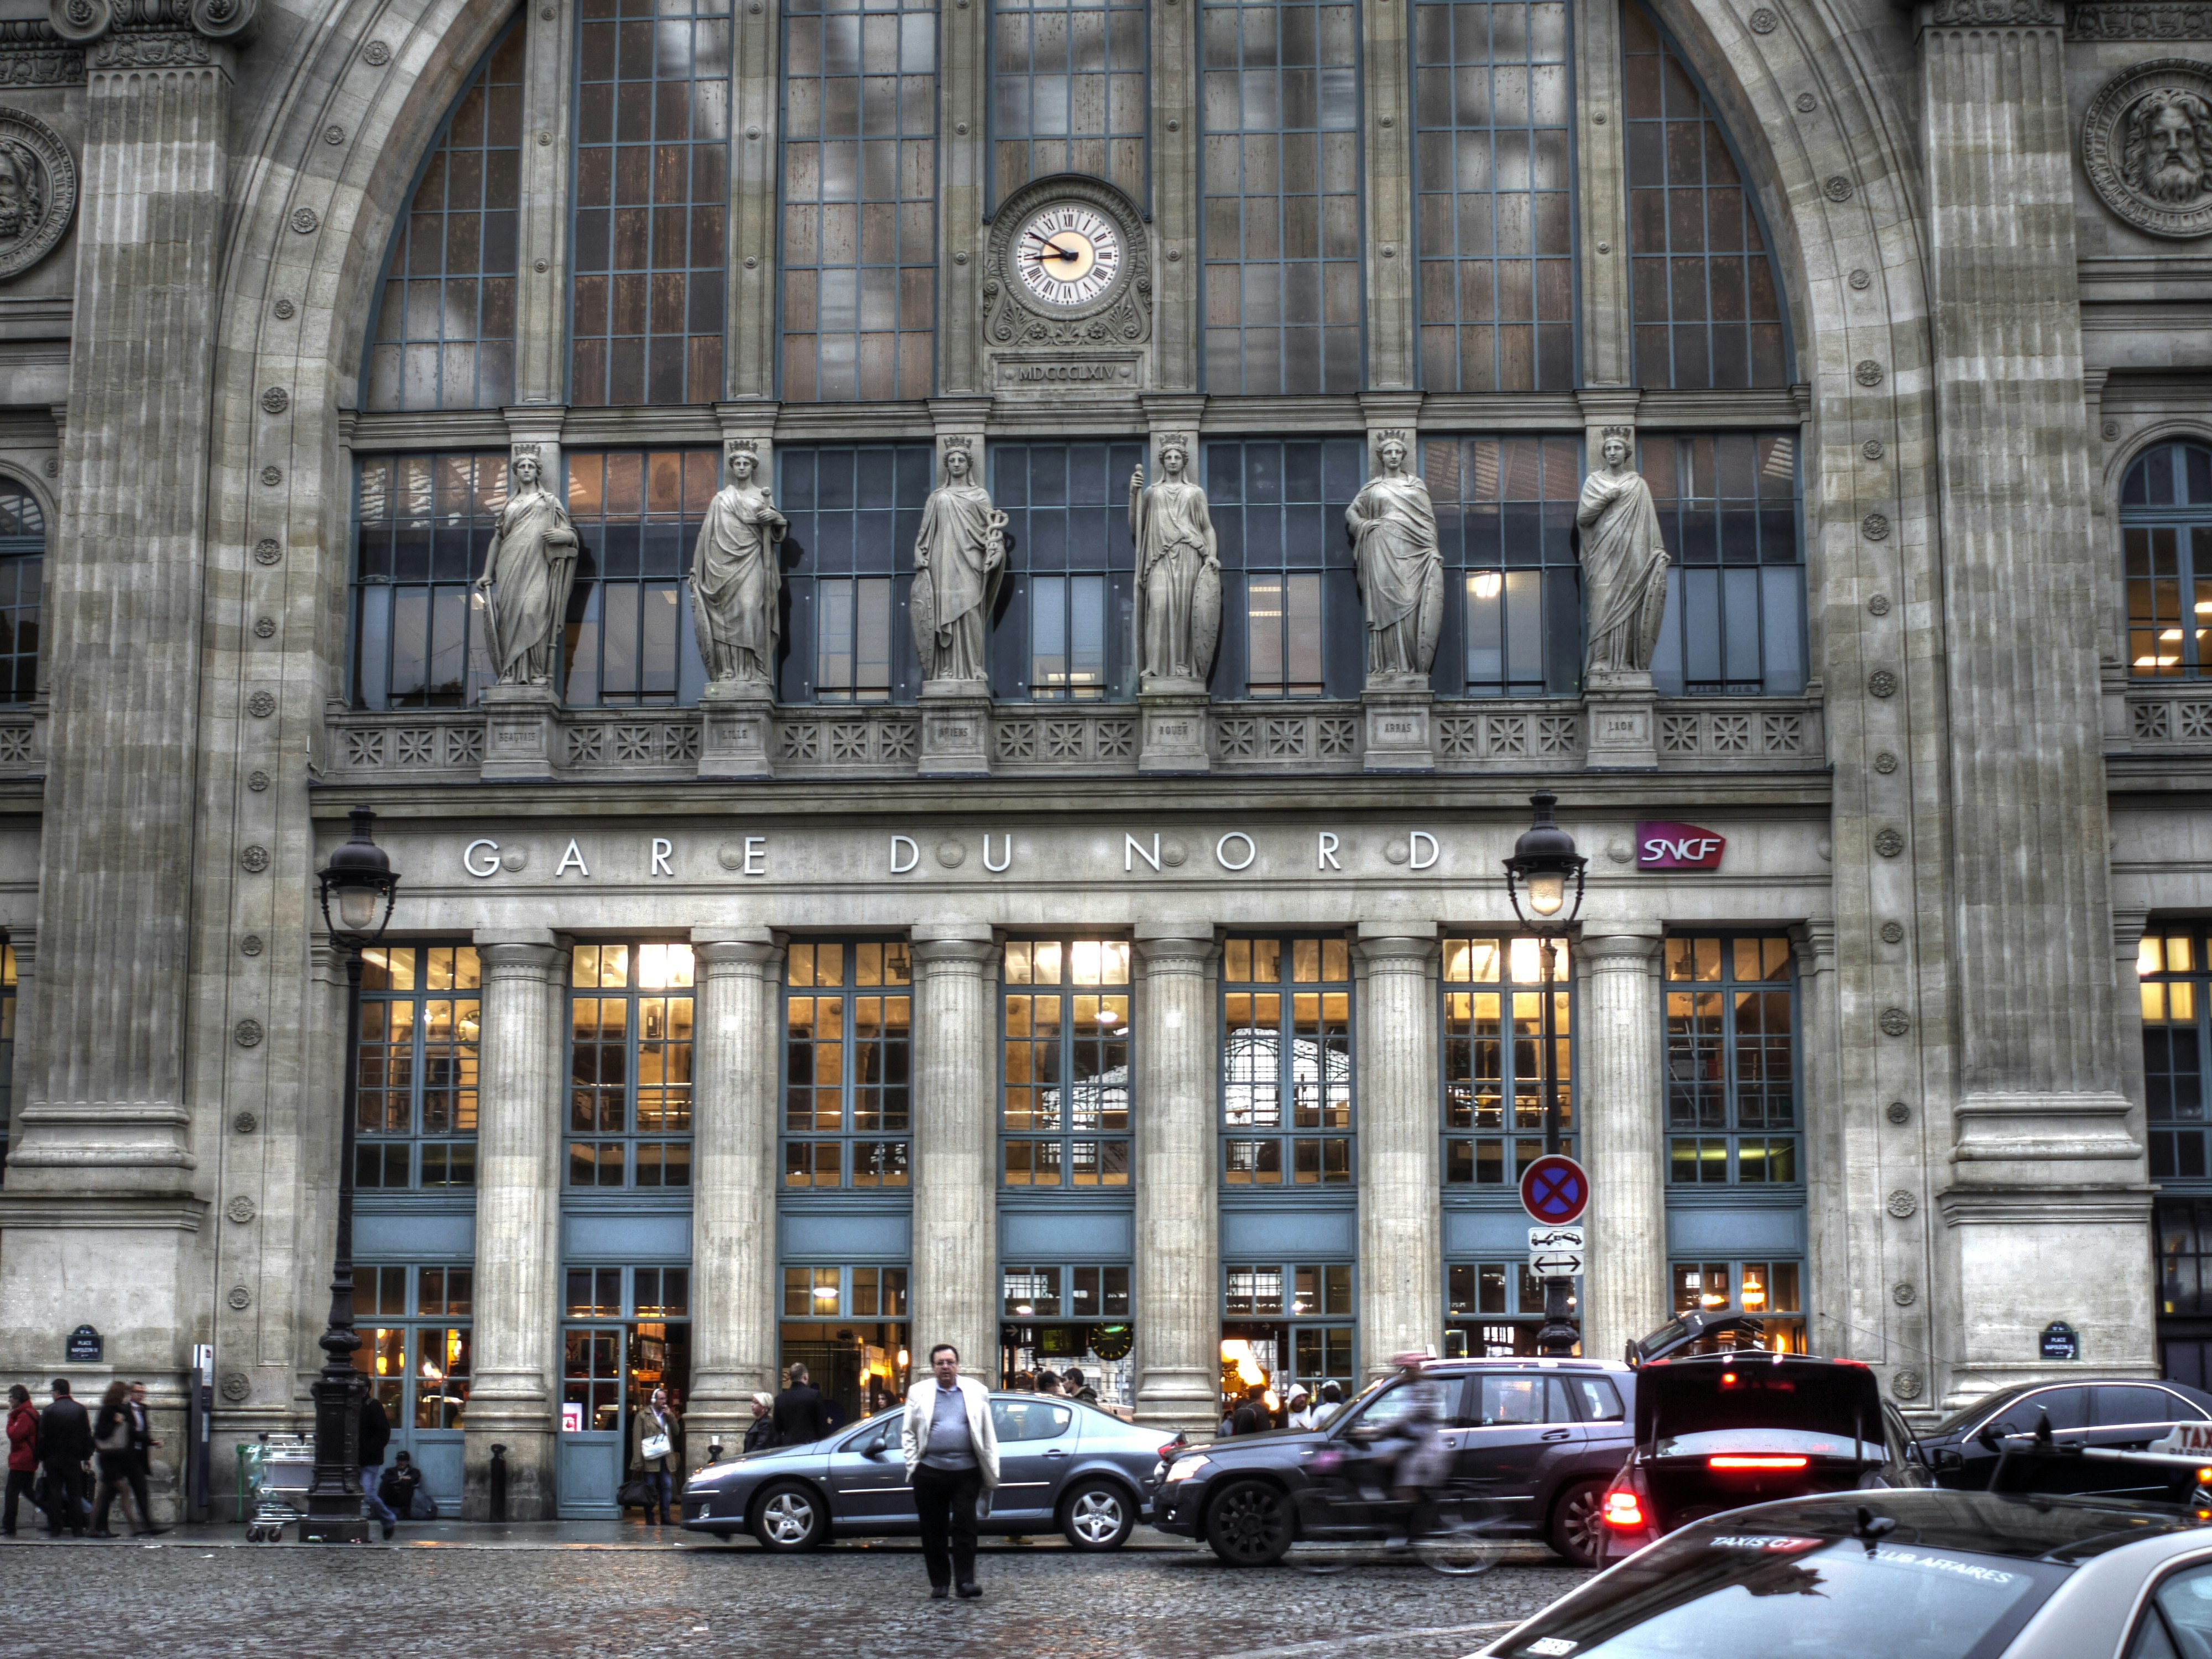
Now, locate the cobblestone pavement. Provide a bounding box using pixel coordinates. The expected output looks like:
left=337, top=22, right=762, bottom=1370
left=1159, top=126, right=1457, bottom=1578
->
left=3, top=1527, right=1589, bottom=1659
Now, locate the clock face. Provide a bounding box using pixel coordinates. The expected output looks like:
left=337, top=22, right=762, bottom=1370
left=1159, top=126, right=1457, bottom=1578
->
left=1014, top=202, right=1125, bottom=309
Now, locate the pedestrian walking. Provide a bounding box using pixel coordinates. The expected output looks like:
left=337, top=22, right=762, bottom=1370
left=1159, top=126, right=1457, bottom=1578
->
left=742, top=1392, right=779, bottom=1454
left=632, top=1386, right=681, bottom=1526
left=1035, top=1370, right=1065, bottom=1397
left=37, top=1379, right=91, bottom=1538
left=90, top=1380, right=142, bottom=1537
left=122, top=1382, right=166, bottom=1535
left=359, top=1392, right=399, bottom=1540
left=4, top=1383, right=36, bottom=1536
left=1063, top=1368, right=1099, bottom=1405
left=900, top=1343, right=1000, bottom=1601
left=772, top=1363, right=828, bottom=1447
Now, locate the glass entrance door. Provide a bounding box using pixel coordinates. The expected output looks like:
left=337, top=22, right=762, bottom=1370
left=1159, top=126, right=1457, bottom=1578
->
left=352, top=1265, right=473, bottom=1511
left=559, top=1323, right=626, bottom=1516
left=558, top=1266, right=694, bottom=1517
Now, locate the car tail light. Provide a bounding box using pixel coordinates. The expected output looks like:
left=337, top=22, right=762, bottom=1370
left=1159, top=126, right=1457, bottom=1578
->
left=1708, top=1455, right=1810, bottom=1470
left=1603, top=1489, right=1646, bottom=1530
left=1159, top=1444, right=1182, bottom=1460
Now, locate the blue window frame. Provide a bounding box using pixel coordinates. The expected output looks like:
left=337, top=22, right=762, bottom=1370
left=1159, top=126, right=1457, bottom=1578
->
left=779, top=1264, right=911, bottom=1416
left=356, top=945, right=483, bottom=1191
left=1200, top=0, right=1363, bottom=392
left=1002, top=938, right=1131, bottom=1188
left=2123, top=441, right=2212, bottom=678
left=1443, top=935, right=1574, bottom=1185
left=780, top=0, right=938, bottom=401
left=783, top=939, right=914, bottom=1190
left=1205, top=438, right=1365, bottom=700
left=351, top=454, right=507, bottom=710
left=354, top=1265, right=476, bottom=1433
left=567, top=943, right=696, bottom=1190
left=571, top=0, right=731, bottom=405
left=1622, top=1, right=1788, bottom=389
left=1412, top=0, right=1575, bottom=391
left=1000, top=1263, right=1135, bottom=1402
left=1672, top=1259, right=1803, bottom=1352
left=778, top=444, right=934, bottom=703
left=1222, top=935, right=1354, bottom=1186
left=1643, top=432, right=1805, bottom=697
left=990, top=0, right=1147, bottom=208
left=1424, top=436, right=1582, bottom=697
left=1222, top=1261, right=1357, bottom=1410
left=0, top=481, right=42, bottom=703
left=1446, top=1260, right=1560, bottom=1357
left=2142, top=928, right=2211, bottom=1180
left=1663, top=935, right=1798, bottom=1187
left=363, top=24, right=524, bottom=411
left=561, top=450, right=716, bottom=707
left=991, top=441, right=1142, bottom=701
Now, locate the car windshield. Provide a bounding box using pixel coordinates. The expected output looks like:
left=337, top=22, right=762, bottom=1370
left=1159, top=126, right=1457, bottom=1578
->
left=1498, top=1529, right=2069, bottom=1659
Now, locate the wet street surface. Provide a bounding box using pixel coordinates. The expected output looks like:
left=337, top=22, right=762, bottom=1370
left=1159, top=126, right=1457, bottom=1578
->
left=3, top=1527, right=1589, bottom=1659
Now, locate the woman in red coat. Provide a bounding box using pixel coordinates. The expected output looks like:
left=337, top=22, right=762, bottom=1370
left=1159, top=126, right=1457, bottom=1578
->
left=4, top=1383, right=36, bottom=1536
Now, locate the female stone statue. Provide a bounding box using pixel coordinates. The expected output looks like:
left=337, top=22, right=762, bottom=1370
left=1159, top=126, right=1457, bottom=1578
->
left=476, top=451, right=580, bottom=687
left=1578, top=432, right=1672, bottom=676
left=911, top=445, right=1006, bottom=686
left=690, top=448, right=787, bottom=685
left=1128, top=440, right=1222, bottom=687
left=1345, top=436, right=1443, bottom=680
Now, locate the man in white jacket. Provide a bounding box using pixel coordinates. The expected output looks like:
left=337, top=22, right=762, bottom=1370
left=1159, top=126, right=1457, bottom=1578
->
left=901, top=1343, right=1001, bottom=1599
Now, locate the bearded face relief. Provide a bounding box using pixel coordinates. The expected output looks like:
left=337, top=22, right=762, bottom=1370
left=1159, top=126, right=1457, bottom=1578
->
left=0, top=114, right=72, bottom=281
left=2130, top=90, right=2211, bottom=207
left=0, top=152, right=28, bottom=242
left=2085, top=62, right=2212, bottom=239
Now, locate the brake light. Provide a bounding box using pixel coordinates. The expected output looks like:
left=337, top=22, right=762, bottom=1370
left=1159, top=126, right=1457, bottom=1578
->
left=1603, top=1489, right=1646, bottom=1529
left=1709, top=1455, right=1809, bottom=1470
left=1159, top=1444, right=1182, bottom=1460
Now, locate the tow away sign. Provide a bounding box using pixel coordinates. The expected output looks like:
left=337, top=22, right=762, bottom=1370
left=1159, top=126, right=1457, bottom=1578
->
left=1528, top=1225, right=1585, bottom=1280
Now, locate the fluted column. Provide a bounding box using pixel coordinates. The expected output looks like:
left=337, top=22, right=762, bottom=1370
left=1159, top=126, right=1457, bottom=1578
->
left=1578, top=931, right=1664, bottom=1368
left=462, top=935, right=565, bottom=1520
left=686, top=930, right=782, bottom=1468
left=1355, top=927, right=1440, bottom=1380
left=1134, top=929, right=1219, bottom=1434
left=910, top=927, right=997, bottom=1381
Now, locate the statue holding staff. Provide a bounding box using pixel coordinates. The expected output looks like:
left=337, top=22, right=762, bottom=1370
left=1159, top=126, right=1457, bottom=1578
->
left=476, top=451, right=580, bottom=687
left=911, top=443, right=1006, bottom=686
left=690, top=447, right=787, bottom=686
left=1578, top=431, right=1672, bottom=677
left=1128, top=438, right=1222, bottom=687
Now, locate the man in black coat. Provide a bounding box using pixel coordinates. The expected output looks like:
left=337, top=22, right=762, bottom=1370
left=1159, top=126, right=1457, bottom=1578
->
left=772, top=1363, right=830, bottom=1447
left=359, top=1393, right=398, bottom=1539
left=38, top=1379, right=91, bottom=1538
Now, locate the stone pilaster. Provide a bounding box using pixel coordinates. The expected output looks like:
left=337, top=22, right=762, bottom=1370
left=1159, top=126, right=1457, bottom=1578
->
left=686, top=930, right=782, bottom=1468
left=515, top=0, right=577, bottom=403
left=1133, top=929, right=1219, bottom=1434
left=727, top=0, right=778, bottom=399
left=1148, top=0, right=1201, bottom=391
left=1355, top=927, right=1441, bottom=1379
left=910, top=927, right=997, bottom=1383
left=1575, top=932, right=1664, bottom=1367
left=462, top=935, right=565, bottom=1520
left=1359, top=0, right=1415, bottom=390
left=936, top=0, right=988, bottom=394
left=1916, top=0, right=2153, bottom=1396
left=1570, top=0, right=1631, bottom=387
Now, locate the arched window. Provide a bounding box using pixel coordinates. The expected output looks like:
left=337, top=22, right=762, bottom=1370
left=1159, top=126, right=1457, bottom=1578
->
left=362, top=26, right=525, bottom=411
left=1621, top=2, right=1787, bottom=389
left=0, top=479, right=41, bottom=703
left=2125, top=440, right=2212, bottom=679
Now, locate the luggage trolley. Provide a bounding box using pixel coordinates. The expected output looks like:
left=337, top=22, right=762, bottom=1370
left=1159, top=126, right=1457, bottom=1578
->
left=238, top=1433, right=315, bottom=1542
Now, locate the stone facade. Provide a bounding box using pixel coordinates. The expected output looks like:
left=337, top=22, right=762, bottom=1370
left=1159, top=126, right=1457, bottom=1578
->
left=0, top=0, right=2199, bottom=1521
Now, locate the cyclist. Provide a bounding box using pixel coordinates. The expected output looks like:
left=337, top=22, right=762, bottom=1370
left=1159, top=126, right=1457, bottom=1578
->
left=1361, top=1353, right=1453, bottom=1545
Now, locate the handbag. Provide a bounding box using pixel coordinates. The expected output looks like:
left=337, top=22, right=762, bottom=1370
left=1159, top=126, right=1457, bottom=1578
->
left=615, top=1475, right=651, bottom=1509
left=640, top=1431, right=672, bottom=1463
left=95, top=1416, right=129, bottom=1454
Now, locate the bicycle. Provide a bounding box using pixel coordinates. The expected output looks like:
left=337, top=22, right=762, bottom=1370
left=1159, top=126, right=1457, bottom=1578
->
left=1290, top=1448, right=1512, bottom=1576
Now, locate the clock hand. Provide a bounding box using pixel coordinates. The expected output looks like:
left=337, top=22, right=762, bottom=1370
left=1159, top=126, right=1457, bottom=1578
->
left=1025, top=231, right=1083, bottom=263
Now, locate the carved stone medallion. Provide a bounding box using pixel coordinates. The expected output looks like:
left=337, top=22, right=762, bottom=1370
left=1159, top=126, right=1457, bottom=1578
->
left=2083, top=59, right=2212, bottom=238
left=1879, top=1006, right=1911, bottom=1037
left=220, top=1373, right=251, bottom=1402
left=0, top=107, right=74, bottom=281
left=1891, top=1367, right=1923, bottom=1401
left=225, top=1194, right=257, bottom=1223
left=1885, top=1186, right=1918, bottom=1217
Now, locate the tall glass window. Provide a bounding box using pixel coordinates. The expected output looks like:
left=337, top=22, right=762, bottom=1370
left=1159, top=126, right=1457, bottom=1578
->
left=1663, top=935, right=1797, bottom=1186
left=2142, top=929, right=2210, bottom=1179
left=1222, top=935, right=1353, bottom=1186
left=1200, top=0, right=1362, bottom=392
left=780, top=1264, right=910, bottom=1418
left=1003, top=939, right=1131, bottom=1187
left=992, top=441, right=1142, bottom=701
left=1622, top=1, right=1787, bottom=389
left=1000, top=1263, right=1135, bottom=1405
left=784, top=940, right=913, bottom=1188
left=353, top=1265, right=476, bottom=1433
left=778, top=444, right=934, bottom=703
left=2123, top=441, right=2212, bottom=677
left=562, top=450, right=716, bottom=707
left=356, top=945, right=483, bottom=1191
left=2159, top=1197, right=2212, bottom=1386
left=0, top=481, right=40, bottom=704
left=992, top=0, right=1146, bottom=205
left=364, top=26, right=524, bottom=410
left=1425, top=436, right=1582, bottom=697
left=572, top=0, right=731, bottom=405
left=1671, top=1259, right=1803, bottom=1353
left=1412, top=0, right=1573, bottom=391
left=1222, top=1261, right=1355, bottom=1416
left=1206, top=439, right=1365, bottom=698
left=781, top=0, right=938, bottom=401
left=1442, top=936, right=1572, bottom=1185
left=568, top=943, right=696, bottom=1189
left=1446, top=1260, right=1565, bottom=1357
left=1643, top=432, right=1805, bottom=697
left=351, top=454, right=507, bottom=710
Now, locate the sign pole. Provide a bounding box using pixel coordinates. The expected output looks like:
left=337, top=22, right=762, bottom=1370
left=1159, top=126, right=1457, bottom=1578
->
left=1535, top=932, right=1578, bottom=1358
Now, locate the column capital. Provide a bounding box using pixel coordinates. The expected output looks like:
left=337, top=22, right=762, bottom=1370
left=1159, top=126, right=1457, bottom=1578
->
left=1354, top=930, right=1438, bottom=969
left=911, top=925, right=995, bottom=970
left=1134, top=928, right=1214, bottom=973
left=692, top=926, right=780, bottom=973
left=477, top=939, right=564, bottom=979
left=55, top=0, right=256, bottom=64
left=1790, top=917, right=1839, bottom=975
left=1578, top=931, right=1662, bottom=968
left=2112, top=906, right=2151, bottom=954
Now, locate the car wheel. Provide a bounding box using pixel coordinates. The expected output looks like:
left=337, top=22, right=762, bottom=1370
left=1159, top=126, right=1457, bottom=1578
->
left=1206, top=1479, right=1294, bottom=1567
left=1549, top=1478, right=1609, bottom=1568
left=1060, top=1479, right=1135, bottom=1552
left=752, top=1481, right=828, bottom=1552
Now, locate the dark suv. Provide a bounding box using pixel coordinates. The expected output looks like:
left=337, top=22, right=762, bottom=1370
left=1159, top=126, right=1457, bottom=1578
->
left=1151, top=1358, right=1636, bottom=1567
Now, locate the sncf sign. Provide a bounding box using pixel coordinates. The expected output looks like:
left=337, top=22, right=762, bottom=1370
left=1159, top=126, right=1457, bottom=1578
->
left=1637, top=821, right=1726, bottom=871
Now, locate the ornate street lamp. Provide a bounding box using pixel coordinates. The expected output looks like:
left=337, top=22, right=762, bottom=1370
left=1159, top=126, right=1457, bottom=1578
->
left=302, top=806, right=400, bottom=1544
left=1503, top=791, right=1587, bottom=1359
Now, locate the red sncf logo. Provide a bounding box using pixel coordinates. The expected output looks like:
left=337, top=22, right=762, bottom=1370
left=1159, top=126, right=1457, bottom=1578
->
left=1635, top=821, right=1726, bottom=870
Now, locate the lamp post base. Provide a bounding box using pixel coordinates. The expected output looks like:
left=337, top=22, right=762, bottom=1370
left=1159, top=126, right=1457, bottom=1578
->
left=299, top=1515, right=374, bottom=1545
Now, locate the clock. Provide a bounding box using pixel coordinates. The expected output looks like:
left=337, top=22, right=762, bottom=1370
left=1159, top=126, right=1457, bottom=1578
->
left=1012, top=201, right=1127, bottom=310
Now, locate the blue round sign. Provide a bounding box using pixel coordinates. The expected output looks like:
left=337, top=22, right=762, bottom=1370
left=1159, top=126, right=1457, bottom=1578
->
left=1520, top=1155, right=1590, bottom=1225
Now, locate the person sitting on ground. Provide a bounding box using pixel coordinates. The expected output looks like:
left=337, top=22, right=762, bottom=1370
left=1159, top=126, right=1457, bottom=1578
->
left=742, top=1392, right=780, bottom=1454
left=1063, top=1367, right=1099, bottom=1405
left=379, top=1450, right=425, bottom=1520
left=773, top=1363, right=830, bottom=1447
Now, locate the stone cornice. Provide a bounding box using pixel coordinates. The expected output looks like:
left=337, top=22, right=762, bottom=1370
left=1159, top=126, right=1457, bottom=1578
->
left=0, top=22, right=83, bottom=86
left=0, top=1192, right=206, bottom=1228
left=2068, top=0, right=2212, bottom=37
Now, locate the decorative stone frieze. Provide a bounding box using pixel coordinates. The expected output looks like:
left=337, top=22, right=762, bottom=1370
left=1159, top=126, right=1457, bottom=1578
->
left=2070, top=2, right=2212, bottom=38
left=0, top=22, right=84, bottom=86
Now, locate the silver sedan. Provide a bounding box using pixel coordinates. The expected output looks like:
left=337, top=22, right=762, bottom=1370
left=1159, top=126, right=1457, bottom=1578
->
left=681, top=1394, right=1170, bottom=1552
